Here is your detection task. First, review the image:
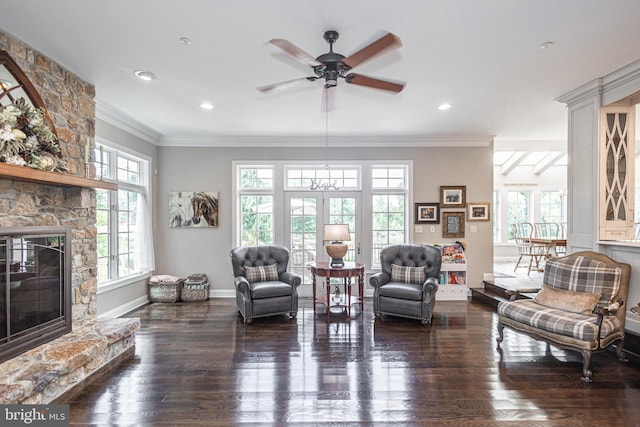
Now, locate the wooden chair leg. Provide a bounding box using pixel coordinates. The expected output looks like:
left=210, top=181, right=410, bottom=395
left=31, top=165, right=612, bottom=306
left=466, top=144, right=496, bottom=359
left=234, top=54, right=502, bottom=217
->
left=527, top=255, right=534, bottom=275
left=616, top=338, right=629, bottom=363
left=580, top=349, right=593, bottom=382
left=514, top=255, right=523, bottom=271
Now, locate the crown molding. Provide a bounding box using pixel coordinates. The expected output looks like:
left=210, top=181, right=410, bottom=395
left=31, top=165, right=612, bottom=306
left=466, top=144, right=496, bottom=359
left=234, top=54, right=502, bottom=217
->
left=95, top=99, right=161, bottom=144
left=557, top=58, right=640, bottom=107
left=156, top=134, right=495, bottom=148
left=556, top=78, right=602, bottom=107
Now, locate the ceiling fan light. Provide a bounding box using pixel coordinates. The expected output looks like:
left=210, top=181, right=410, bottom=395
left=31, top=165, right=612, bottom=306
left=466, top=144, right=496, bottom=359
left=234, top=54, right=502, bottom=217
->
left=438, top=103, right=452, bottom=110
left=134, top=70, right=156, bottom=81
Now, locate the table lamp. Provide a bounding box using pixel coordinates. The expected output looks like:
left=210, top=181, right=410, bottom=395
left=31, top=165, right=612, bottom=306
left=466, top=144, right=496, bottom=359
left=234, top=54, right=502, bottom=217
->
left=323, top=224, right=351, bottom=267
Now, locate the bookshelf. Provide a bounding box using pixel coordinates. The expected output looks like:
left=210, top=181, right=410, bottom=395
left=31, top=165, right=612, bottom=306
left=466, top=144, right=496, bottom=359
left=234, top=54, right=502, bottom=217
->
left=432, top=242, right=467, bottom=301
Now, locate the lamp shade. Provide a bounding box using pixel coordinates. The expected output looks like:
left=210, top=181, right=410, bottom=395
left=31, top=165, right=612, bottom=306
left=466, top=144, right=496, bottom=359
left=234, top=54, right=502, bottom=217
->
left=323, top=224, right=351, bottom=242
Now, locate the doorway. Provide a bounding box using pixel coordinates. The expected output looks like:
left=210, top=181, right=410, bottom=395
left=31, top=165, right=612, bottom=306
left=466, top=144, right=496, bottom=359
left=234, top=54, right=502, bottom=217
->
left=285, top=192, right=361, bottom=292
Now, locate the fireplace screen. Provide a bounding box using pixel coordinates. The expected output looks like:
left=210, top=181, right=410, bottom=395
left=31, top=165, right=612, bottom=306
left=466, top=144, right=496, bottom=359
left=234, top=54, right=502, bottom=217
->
left=1, top=226, right=72, bottom=363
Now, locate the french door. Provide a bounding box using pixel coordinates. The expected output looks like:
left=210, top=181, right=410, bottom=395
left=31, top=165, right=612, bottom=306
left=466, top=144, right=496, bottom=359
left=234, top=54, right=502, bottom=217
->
left=285, top=192, right=361, bottom=292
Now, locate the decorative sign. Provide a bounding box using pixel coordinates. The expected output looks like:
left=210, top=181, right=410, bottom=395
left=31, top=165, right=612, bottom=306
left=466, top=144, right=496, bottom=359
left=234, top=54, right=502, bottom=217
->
left=310, top=178, right=340, bottom=191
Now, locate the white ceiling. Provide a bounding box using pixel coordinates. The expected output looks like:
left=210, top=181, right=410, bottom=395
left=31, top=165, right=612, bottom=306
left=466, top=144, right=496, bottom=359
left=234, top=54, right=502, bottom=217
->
left=2, top=0, right=640, bottom=146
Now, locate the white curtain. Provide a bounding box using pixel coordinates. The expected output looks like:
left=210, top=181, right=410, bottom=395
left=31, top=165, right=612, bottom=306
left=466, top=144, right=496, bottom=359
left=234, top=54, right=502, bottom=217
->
left=135, top=193, right=155, bottom=273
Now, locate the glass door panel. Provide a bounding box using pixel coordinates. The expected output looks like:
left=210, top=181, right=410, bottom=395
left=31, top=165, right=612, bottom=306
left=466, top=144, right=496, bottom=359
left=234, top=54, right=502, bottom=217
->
left=286, top=192, right=361, bottom=290
left=326, top=194, right=360, bottom=264
left=286, top=195, right=319, bottom=286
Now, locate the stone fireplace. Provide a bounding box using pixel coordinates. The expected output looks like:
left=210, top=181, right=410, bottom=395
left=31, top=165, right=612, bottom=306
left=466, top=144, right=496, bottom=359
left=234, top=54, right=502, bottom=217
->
left=0, top=30, right=139, bottom=404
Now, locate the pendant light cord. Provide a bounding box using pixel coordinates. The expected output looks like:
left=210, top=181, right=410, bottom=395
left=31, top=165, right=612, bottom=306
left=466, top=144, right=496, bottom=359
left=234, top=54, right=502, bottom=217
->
left=325, top=88, right=329, bottom=169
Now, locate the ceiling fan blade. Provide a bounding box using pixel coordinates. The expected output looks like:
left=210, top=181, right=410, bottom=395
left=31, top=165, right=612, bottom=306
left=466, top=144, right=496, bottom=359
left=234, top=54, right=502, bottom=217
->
left=321, top=85, right=336, bottom=112
left=257, top=77, right=312, bottom=93
left=345, top=74, right=404, bottom=93
left=342, top=32, right=402, bottom=69
left=268, top=39, right=322, bottom=67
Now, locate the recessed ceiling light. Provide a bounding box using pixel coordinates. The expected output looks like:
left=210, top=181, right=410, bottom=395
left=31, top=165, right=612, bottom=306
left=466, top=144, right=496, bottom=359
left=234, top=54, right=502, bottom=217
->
left=179, top=37, right=192, bottom=46
left=438, top=103, right=452, bottom=111
left=540, top=41, right=554, bottom=50
left=134, top=70, right=156, bottom=81
left=200, top=102, right=214, bottom=110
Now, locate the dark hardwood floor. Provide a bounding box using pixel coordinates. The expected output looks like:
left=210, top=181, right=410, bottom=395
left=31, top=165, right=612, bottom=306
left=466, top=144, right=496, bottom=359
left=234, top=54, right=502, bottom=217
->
left=59, top=298, right=640, bottom=426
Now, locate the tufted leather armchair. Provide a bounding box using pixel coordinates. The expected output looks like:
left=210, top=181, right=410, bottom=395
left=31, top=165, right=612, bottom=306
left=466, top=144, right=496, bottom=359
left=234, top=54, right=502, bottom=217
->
left=369, top=244, right=442, bottom=325
left=230, top=245, right=301, bottom=324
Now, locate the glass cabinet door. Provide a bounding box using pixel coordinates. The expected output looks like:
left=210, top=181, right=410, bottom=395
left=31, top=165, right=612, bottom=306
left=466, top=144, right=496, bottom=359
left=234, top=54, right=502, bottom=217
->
left=599, top=106, right=636, bottom=240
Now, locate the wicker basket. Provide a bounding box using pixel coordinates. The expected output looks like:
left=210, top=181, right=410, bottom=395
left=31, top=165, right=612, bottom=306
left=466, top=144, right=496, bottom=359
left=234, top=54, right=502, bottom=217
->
left=148, top=275, right=184, bottom=302
left=181, top=273, right=209, bottom=302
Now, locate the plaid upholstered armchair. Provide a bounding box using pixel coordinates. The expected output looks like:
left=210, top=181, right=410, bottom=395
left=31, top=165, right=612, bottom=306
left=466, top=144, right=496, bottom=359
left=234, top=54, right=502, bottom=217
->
left=230, top=245, right=301, bottom=324
left=369, top=244, right=442, bottom=325
left=497, top=251, right=631, bottom=382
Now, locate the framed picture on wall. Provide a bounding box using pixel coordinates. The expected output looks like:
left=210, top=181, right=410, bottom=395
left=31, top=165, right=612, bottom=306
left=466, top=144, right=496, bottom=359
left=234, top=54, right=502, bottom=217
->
left=443, top=211, right=465, bottom=238
left=415, top=203, right=440, bottom=224
left=468, top=202, right=491, bottom=221
left=169, top=191, right=219, bottom=228
left=440, top=186, right=466, bottom=208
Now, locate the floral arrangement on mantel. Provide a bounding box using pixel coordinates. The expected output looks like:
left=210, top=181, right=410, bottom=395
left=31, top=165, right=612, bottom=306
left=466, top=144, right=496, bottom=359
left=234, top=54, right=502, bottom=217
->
left=0, top=97, right=67, bottom=172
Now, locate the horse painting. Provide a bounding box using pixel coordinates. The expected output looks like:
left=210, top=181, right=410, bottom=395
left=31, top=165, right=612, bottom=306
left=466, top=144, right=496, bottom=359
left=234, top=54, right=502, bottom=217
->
left=169, top=191, right=219, bottom=228
left=168, top=192, right=193, bottom=228
left=191, top=192, right=218, bottom=227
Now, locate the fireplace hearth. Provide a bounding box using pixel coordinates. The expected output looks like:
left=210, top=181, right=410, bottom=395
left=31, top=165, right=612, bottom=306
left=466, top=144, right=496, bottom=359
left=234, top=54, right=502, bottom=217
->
left=1, top=226, right=72, bottom=363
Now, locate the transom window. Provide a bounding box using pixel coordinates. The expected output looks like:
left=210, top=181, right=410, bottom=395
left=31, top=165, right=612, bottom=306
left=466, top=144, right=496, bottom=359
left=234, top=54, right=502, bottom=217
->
left=285, top=166, right=360, bottom=190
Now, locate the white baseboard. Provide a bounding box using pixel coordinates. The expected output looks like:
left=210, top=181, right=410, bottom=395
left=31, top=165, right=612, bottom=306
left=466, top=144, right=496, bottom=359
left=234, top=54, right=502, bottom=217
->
left=98, top=295, right=149, bottom=319
left=210, top=289, right=235, bottom=298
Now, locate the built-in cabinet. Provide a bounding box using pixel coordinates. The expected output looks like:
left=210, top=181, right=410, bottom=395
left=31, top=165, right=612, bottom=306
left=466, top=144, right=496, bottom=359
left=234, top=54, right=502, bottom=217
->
left=432, top=243, right=467, bottom=301
left=598, top=106, right=635, bottom=240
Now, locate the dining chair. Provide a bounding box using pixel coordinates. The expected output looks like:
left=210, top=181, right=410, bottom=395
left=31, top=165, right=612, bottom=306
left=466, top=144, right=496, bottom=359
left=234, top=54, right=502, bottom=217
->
left=512, top=223, right=549, bottom=275
left=533, top=222, right=559, bottom=239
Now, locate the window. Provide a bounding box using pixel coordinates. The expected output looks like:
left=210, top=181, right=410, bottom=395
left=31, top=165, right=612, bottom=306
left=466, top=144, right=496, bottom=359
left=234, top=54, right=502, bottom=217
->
left=234, top=162, right=410, bottom=271
left=95, top=145, right=153, bottom=285
left=371, top=166, right=408, bottom=267
left=539, top=191, right=562, bottom=224
left=238, top=167, right=274, bottom=246
left=506, top=191, right=530, bottom=240
left=285, top=166, right=360, bottom=190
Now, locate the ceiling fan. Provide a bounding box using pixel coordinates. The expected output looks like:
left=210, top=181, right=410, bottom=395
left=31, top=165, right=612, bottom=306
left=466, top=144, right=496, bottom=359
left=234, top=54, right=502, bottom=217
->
left=258, top=30, right=404, bottom=108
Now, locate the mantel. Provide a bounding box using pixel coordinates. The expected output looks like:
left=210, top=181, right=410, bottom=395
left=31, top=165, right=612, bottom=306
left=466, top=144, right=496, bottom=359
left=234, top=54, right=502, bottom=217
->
left=0, top=162, right=117, bottom=191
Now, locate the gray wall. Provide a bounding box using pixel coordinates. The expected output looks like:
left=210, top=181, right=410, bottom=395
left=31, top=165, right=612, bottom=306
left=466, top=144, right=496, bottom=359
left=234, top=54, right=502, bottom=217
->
left=155, top=143, right=494, bottom=295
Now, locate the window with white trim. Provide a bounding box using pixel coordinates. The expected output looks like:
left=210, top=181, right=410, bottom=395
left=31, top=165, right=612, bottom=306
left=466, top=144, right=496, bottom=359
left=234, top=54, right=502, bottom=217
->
left=238, top=166, right=274, bottom=246
left=506, top=191, right=530, bottom=241
left=371, top=166, right=408, bottom=267
left=539, top=191, right=562, bottom=224
left=234, top=162, right=410, bottom=269
left=95, top=146, right=153, bottom=284
left=285, top=166, right=360, bottom=190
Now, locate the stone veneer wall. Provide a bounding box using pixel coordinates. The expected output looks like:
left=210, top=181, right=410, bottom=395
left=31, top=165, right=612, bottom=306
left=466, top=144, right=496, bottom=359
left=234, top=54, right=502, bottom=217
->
left=0, top=29, right=141, bottom=404
left=0, top=29, right=97, bottom=328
